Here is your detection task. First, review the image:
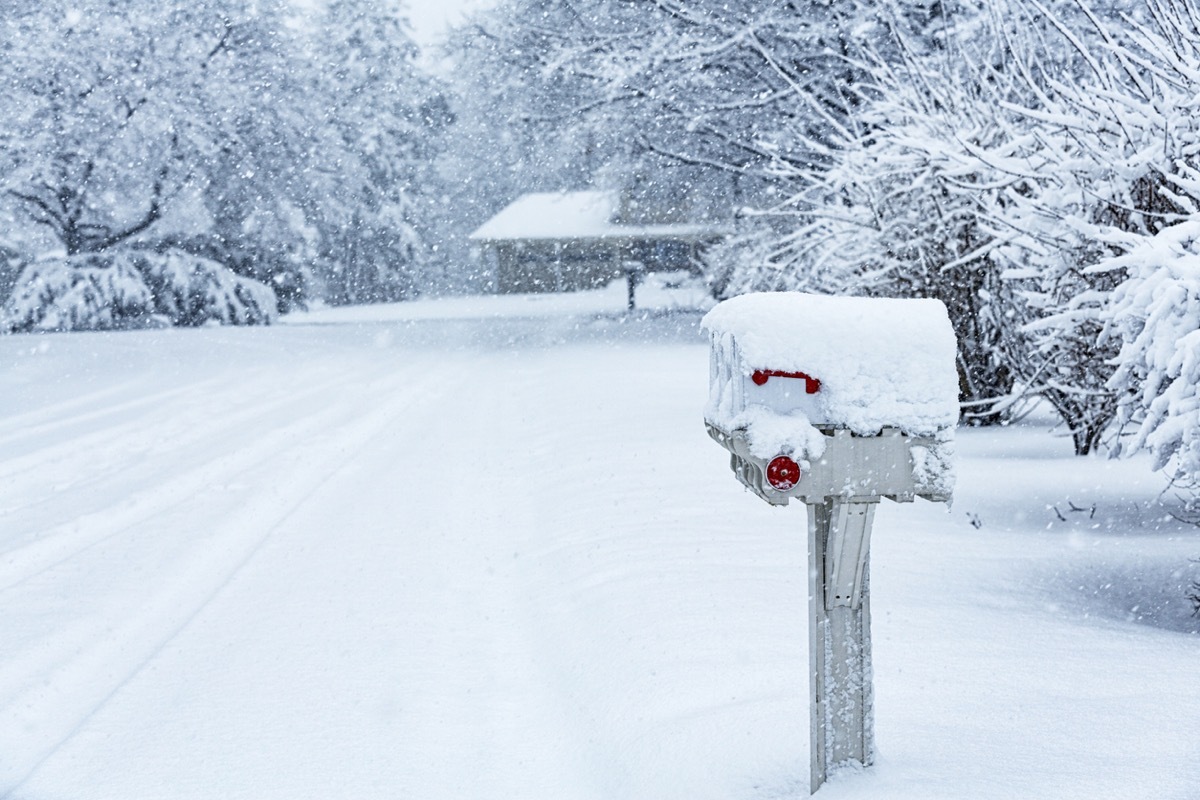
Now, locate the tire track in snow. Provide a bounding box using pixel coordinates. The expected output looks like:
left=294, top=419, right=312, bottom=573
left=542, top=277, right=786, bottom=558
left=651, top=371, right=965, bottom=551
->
left=0, top=363, right=371, bottom=564
left=0, top=371, right=391, bottom=711
left=0, top=366, right=360, bottom=504
left=0, top=367, right=365, bottom=591
left=0, top=362, right=469, bottom=798
left=0, top=379, right=213, bottom=452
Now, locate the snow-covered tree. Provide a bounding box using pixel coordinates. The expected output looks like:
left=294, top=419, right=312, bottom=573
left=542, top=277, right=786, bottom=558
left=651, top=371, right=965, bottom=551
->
left=726, top=0, right=1131, bottom=447
left=724, top=7, right=1027, bottom=425
left=309, top=0, right=446, bottom=304
left=0, top=2, right=196, bottom=257
left=968, top=0, right=1200, bottom=457
left=180, top=0, right=325, bottom=310
left=1039, top=0, right=1200, bottom=482
left=0, top=0, right=446, bottom=328
left=0, top=1, right=292, bottom=325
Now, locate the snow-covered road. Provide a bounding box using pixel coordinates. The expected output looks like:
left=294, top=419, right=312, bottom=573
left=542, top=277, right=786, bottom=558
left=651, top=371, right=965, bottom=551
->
left=2, top=289, right=1199, bottom=799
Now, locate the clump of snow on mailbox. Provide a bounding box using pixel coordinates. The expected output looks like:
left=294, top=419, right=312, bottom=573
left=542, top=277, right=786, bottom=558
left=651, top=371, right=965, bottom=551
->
left=702, top=292, right=959, bottom=497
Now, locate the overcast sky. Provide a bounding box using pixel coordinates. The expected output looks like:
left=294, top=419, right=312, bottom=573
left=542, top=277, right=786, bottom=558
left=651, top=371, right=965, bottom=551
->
left=406, top=0, right=494, bottom=47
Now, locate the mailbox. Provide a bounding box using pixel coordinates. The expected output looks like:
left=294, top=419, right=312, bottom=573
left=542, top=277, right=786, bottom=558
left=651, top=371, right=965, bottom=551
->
left=703, top=291, right=957, bottom=506
left=701, top=291, right=958, bottom=794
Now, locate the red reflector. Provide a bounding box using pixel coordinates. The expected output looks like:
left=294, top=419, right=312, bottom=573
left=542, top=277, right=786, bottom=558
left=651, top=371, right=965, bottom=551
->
left=766, top=455, right=802, bottom=491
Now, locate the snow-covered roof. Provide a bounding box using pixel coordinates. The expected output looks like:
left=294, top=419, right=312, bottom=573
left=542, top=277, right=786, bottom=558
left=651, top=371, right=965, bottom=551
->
left=703, top=292, right=959, bottom=439
left=471, top=190, right=617, bottom=240
left=469, top=190, right=719, bottom=242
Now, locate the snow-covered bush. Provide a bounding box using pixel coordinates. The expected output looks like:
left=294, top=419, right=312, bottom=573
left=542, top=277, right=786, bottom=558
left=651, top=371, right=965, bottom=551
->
left=1, top=256, right=157, bottom=333
left=130, top=250, right=278, bottom=327
left=0, top=249, right=277, bottom=333
left=1100, top=222, right=1200, bottom=486
left=0, top=243, right=25, bottom=305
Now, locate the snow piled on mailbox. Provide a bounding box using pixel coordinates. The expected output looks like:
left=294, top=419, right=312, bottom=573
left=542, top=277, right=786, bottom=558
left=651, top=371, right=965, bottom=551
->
left=703, top=292, right=959, bottom=494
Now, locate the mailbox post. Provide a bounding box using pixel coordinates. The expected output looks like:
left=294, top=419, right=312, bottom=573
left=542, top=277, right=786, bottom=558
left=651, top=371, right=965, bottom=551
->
left=702, top=292, right=958, bottom=794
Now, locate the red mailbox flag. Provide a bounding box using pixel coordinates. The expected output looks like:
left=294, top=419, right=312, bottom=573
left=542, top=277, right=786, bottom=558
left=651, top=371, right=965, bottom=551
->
left=751, top=370, right=821, bottom=394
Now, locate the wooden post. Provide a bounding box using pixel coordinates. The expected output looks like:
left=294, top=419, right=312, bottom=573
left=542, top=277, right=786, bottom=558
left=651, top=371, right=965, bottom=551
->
left=808, top=500, right=876, bottom=794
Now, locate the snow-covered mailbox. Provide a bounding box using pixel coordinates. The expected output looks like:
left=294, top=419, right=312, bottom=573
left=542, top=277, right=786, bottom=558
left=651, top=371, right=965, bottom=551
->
left=702, top=292, right=958, bottom=794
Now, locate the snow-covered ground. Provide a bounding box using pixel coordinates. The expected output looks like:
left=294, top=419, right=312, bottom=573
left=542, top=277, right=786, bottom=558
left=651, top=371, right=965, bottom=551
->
left=2, top=281, right=1198, bottom=800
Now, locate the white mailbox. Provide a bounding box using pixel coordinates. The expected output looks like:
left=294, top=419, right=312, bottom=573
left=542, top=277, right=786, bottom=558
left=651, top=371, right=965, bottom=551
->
left=702, top=291, right=958, bottom=794
left=704, top=292, right=957, bottom=505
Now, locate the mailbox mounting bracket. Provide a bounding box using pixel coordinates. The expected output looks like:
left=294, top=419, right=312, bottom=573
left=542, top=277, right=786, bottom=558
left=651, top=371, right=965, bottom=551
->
left=824, top=500, right=875, bottom=610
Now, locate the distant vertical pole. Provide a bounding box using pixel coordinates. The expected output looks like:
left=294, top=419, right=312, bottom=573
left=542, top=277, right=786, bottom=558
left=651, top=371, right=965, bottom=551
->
left=554, top=241, right=564, bottom=292
left=491, top=244, right=501, bottom=293
left=808, top=500, right=875, bottom=794
left=625, top=262, right=641, bottom=311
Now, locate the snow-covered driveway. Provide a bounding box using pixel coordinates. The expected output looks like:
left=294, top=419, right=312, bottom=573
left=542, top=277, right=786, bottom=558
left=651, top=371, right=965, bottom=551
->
left=2, top=289, right=1199, bottom=799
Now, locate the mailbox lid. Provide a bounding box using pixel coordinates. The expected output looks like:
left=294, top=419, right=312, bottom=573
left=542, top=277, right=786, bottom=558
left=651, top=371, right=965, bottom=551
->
left=703, top=292, right=959, bottom=439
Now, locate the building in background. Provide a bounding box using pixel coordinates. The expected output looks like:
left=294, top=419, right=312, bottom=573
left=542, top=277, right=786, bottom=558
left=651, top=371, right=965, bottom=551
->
left=469, top=190, right=724, bottom=294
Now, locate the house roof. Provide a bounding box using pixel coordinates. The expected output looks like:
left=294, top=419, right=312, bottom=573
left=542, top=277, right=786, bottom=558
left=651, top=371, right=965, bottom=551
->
left=469, top=190, right=720, bottom=242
